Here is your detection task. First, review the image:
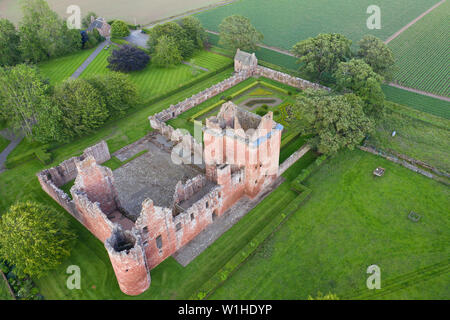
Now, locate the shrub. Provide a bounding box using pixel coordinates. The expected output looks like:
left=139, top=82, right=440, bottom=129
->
left=107, top=45, right=150, bottom=72
left=111, top=20, right=130, bottom=38
left=274, top=110, right=280, bottom=116
left=262, top=104, right=269, bottom=110
left=256, top=110, right=267, bottom=116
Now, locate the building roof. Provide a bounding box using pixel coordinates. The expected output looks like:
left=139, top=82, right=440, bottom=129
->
left=234, top=49, right=256, bottom=66
left=87, top=17, right=106, bottom=32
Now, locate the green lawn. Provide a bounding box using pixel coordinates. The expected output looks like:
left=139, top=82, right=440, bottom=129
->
left=37, top=47, right=97, bottom=84
left=0, top=135, right=10, bottom=153
left=367, top=102, right=450, bottom=173
left=0, top=276, right=14, bottom=300
left=382, top=85, right=450, bottom=120
left=209, top=149, right=450, bottom=299
left=388, top=0, right=449, bottom=97
left=197, top=0, right=440, bottom=49
left=79, top=48, right=232, bottom=103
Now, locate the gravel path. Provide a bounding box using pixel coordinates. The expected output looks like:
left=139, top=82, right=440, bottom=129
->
left=70, top=40, right=110, bottom=79
left=0, top=129, right=24, bottom=173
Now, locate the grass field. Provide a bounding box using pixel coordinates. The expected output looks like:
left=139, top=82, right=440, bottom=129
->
left=196, top=0, right=440, bottom=49
left=209, top=149, right=450, bottom=299
left=367, top=102, right=450, bottom=173
left=0, top=276, right=14, bottom=300
left=37, top=47, right=97, bottom=84
left=0, top=135, right=10, bottom=153
left=0, top=0, right=226, bottom=25
left=388, top=0, right=449, bottom=97
left=382, top=85, right=450, bottom=120
left=78, top=48, right=232, bottom=103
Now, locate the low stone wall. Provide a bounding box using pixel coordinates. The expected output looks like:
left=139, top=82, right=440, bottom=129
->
left=359, top=145, right=449, bottom=185
left=254, top=66, right=330, bottom=91
left=278, top=145, right=311, bottom=175
left=153, top=70, right=253, bottom=122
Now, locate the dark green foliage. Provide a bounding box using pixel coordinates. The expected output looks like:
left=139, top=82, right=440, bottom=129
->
left=53, top=79, right=109, bottom=140
left=18, top=0, right=82, bottom=63
left=292, top=89, right=374, bottom=154
left=111, top=20, right=130, bottom=38
left=148, top=21, right=197, bottom=60
left=85, top=72, right=138, bottom=116
left=81, top=11, right=97, bottom=29
left=0, top=18, right=21, bottom=66
left=291, top=33, right=352, bottom=81
left=107, top=45, right=150, bottom=72
left=152, top=35, right=183, bottom=67
left=357, top=35, right=395, bottom=81
left=0, top=64, right=60, bottom=141
left=335, top=58, right=385, bottom=118
left=218, top=15, right=263, bottom=52
left=84, top=29, right=104, bottom=49
left=0, top=201, right=76, bottom=278
left=180, top=16, right=207, bottom=48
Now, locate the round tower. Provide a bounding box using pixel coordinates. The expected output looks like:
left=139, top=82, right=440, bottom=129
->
left=105, top=228, right=151, bottom=296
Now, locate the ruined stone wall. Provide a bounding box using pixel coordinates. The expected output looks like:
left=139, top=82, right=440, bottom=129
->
left=71, top=189, right=115, bottom=243
left=36, top=173, right=81, bottom=222
left=36, top=141, right=111, bottom=223
left=38, top=140, right=110, bottom=187
left=173, top=175, right=207, bottom=204
left=254, top=66, right=330, bottom=91
left=278, top=144, right=311, bottom=175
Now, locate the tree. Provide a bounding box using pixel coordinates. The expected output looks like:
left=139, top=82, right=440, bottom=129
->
left=53, top=79, right=109, bottom=139
left=292, top=89, right=373, bottom=154
left=147, top=21, right=194, bottom=58
left=85, top=73, right=138, bottom=116
left=335, top=59, right=385, bottom=117
left=308, top=292, right=340, bottom=300
left=111, top=20, right=130, bottom=38
left=107, top=44, right=150, bottom=72
left=357, top=35, right=395, bottom=81
left=0, top=201, right=76, bottom=278
left=0, top=64, right=58, bottom=140
left=292, top=33, right=352, bottom=81
left=218, top=15, right=263, bottom=52
left=0, top=18, right=21, bottom=66
left=18, top=0, right=81, bottom=63
left=180, top=16, right=207, bottom=48
left=152, top=35, right=183, bottom=67
left=82, top=11, right=97, bottom=29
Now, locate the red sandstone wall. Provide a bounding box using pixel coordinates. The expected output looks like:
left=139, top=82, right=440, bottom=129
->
left=106, top=231, right=151, bottom=296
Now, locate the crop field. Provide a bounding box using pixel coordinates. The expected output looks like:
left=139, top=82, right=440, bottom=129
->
left=0, top=0, right=226, bottom=25
left=209, top=149, right=450, bottom=299
left=388, top=0, right=449, bottom=97
left=382, top=85, right=450, bottom=119
left=196, top=0, right=440, bottom=50
left=37, top=47, right=97, bottom=84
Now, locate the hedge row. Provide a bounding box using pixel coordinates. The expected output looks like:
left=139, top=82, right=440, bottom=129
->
left=190, top=153, right=327, bottom=300
left=291, top=154, right=328, bottom=190
left=5, top=145, right=52, bottom=169
left=188, top=81, right=258, bottom=122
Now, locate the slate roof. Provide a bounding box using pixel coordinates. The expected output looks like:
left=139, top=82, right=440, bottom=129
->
left=234, top=49, right=255, bottom=66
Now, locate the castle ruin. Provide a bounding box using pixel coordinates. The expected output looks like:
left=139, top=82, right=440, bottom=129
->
left=37, top=50, right=321, bottom=295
